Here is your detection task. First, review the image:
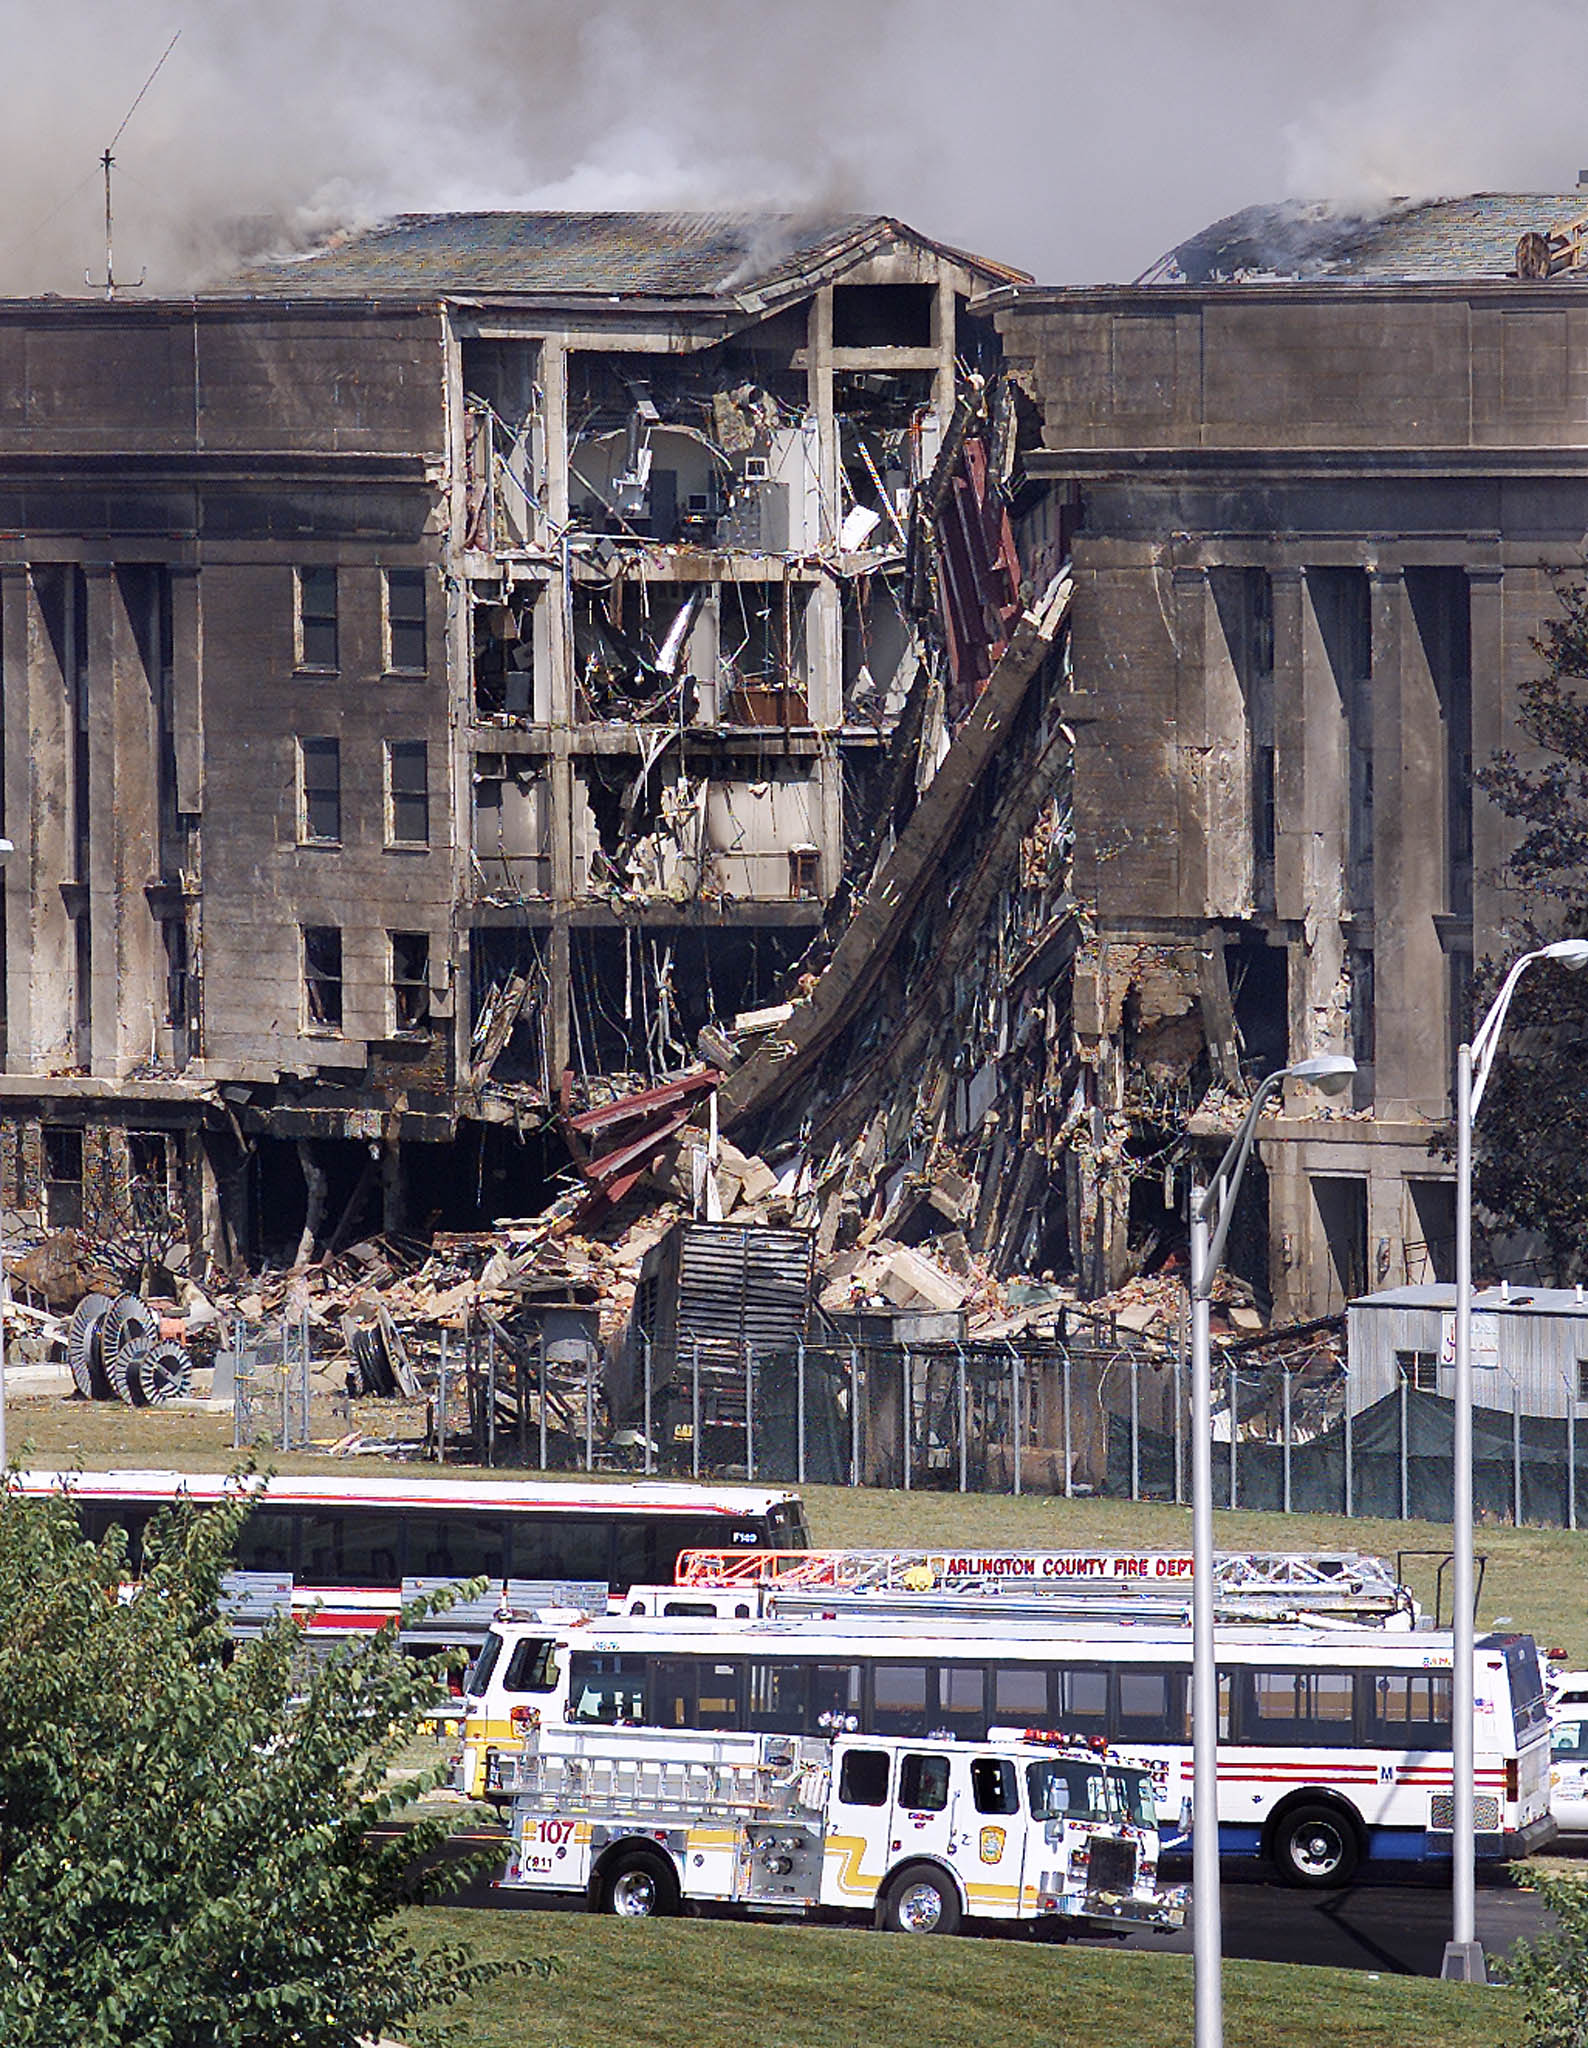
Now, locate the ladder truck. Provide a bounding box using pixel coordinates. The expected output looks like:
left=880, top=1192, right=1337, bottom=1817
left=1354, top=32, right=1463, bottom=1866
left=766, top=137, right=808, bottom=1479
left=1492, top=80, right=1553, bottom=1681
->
left=620, top=1546, right=1420, bottom=1629
left=493, top=1717, right=1188, bottom=1938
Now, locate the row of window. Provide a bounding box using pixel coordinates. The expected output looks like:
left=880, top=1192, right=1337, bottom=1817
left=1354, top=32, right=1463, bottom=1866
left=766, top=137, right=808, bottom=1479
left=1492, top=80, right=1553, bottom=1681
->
left=297, top=567, right=428, bottom=676
left=76, top=1501, right=769, bottom=1590
left=298, top=738, right=429, bottom=849
left=300, top=926, right=429, bottom=1036
left=551, top=1652, right=1454, bottom=1751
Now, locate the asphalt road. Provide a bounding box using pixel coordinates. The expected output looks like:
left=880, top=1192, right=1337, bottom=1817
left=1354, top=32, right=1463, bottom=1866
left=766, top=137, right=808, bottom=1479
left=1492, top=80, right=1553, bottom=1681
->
left=422, top=1830, right=1557, bottom=1976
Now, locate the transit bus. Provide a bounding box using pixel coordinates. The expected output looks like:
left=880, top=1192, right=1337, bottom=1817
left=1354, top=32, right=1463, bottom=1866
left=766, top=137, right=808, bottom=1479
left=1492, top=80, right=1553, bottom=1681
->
left=457, top=1612, right=1555, bottom=1884
left=14, top=1470, right=809, bottom=1639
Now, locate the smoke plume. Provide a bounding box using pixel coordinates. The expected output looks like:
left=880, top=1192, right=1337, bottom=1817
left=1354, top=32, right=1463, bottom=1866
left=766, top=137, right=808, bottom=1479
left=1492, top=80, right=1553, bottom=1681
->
left=0, top=0, right=1583, bottom=296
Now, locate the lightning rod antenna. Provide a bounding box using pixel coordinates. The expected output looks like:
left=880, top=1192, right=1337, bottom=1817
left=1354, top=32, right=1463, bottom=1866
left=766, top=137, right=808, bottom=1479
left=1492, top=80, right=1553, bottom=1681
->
left=85, top=27, right=181, bottom=298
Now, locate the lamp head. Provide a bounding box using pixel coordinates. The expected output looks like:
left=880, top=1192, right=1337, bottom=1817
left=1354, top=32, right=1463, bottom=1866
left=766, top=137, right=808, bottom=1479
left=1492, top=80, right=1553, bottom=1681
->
left=1286, top=1053, right=1357, bottom=1098
left=1541, top=938, right=1588, bottom=970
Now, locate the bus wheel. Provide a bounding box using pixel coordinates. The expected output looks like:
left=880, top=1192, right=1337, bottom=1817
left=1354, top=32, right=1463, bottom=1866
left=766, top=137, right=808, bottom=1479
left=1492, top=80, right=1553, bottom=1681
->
left=1271, top=1803, right=1360, bottom=1888
left=600, top=1847, right=679, bottom=1919
left=881, top=1864, right=962, bottom=1936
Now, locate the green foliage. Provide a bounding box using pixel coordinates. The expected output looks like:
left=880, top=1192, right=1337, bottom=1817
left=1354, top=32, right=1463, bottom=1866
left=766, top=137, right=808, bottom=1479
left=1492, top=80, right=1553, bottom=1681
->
left=1502, top=1866, right=1588, bottom=2046
left=0, top=1479, right=545, bottom=2047
left=1473, top=580, right=1588, bottom=1272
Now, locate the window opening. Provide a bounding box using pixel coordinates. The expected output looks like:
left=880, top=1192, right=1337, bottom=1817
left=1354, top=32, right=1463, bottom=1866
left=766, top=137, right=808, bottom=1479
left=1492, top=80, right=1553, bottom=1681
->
left=298, top=566, right=338, bottom=670
left=385, top=569, right=427, bottom=673
left=387, top=740, right=429, bottom=847
left=390, top=931, right=430, bottom=1034
left=302, top=926, right=343, bottom=1030
left=299, top=738, right=341, bottom=844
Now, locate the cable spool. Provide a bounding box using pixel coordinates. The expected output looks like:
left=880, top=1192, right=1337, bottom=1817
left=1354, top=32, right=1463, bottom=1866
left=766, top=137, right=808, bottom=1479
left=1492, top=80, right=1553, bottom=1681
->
left=67, top=1292, right=115, bottom=1400
left=134, top=1339, right=190, bottom=1406
left=99, top=1294, right=159, bottom=1406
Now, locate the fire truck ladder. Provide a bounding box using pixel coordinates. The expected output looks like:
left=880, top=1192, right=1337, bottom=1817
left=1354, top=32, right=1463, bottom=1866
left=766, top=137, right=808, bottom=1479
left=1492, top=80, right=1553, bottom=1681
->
left=675, top=1548, right=1414, bottom=1624
left=501, top=1734, right=824, bottom=1821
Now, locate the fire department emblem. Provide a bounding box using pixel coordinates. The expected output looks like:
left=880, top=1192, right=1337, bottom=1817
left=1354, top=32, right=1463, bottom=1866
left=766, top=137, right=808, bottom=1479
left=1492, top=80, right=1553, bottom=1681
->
left=979, top=1827, right=1006, bottom=1863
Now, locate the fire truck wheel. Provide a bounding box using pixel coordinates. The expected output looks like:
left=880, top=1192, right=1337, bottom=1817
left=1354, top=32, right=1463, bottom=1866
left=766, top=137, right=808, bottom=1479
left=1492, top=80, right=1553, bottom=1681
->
left=600, top=1847, right=680, bottom=1919
left=1271, top=1802, right=1361, bottom=1888
left=881, top=1864, right=962, bottom=1936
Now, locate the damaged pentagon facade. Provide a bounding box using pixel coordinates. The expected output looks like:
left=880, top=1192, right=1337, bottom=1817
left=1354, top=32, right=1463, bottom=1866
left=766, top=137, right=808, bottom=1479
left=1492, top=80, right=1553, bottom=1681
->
left=4, top=196, right=1588, bottom=1493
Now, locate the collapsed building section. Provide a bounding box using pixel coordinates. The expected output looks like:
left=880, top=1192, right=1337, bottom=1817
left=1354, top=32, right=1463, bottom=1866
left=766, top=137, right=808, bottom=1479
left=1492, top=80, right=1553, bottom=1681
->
left=0, top=212, right=1025, bottom=1271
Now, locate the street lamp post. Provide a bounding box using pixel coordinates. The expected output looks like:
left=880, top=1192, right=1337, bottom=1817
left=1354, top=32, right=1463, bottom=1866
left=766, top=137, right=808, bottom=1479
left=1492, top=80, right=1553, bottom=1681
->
left=0, top=837, right=14, bottom=1472
left=1441, top=936, right=1588, bottom=1984
left=1190, top=1051, right=1356, bottom=2048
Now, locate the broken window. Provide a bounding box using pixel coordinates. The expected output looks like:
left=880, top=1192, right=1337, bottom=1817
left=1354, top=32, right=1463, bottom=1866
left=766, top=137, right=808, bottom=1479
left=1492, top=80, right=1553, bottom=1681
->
left=386, top=741, right=429, bottom=848
left=384, top=569, right=427, bottom=674
left=42, top=1126, right=83, bottom=1230
left=474, top=590, right=540, bottom=720
left=299, top=738, right=341, bottom=845
left=473, top=757, right=550, bottom=897
left=162, top=917, right=188, bottom=1030
left=1311, top=568, right=1373, bottom=912
left=1396, top=1351, right=1438, bottom=1393
left=718, top=582, right=810, bottom=725
left=297, top=566, right=338, bottom=671
left=390, top=931, right=430, bottom=1034
left=302, top=926, right=343, bottom=1031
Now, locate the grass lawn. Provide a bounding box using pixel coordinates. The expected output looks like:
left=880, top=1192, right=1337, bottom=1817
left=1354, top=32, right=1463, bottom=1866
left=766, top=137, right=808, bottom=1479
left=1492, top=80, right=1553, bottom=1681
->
left=12, top=1390, right=1588, bottom=1658
left=404, top=1906, right=1516, bottom=2048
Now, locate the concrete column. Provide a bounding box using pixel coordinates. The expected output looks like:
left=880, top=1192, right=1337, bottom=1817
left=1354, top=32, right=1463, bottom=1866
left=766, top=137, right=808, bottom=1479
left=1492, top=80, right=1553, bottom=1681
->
left=807, top=287, right=837, bottom=547
left=1468, top=566, right=1505, bottom=960
left=540, top=336, right=575, bottom=1078
left=2, top=565, right=76, bottom=1073
left=930, top=276, right=956, bottom=422
left=84, top=564, right=160, bottom=1077
left=1289, top=569, right=1351, bottom=1083
left=1171, top=566, right=1211, bottom=916
left=1372, top=567, right=1446, bottom=1118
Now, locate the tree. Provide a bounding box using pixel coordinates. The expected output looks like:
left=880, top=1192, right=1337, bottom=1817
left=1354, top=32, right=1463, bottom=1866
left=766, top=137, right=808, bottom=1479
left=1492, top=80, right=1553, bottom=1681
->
left=0, top=1480, right=535, bottom=2047
left=1502, top=1866, right=1588, bottom=2045
left=1473, top=575, right=1588, bottom=1275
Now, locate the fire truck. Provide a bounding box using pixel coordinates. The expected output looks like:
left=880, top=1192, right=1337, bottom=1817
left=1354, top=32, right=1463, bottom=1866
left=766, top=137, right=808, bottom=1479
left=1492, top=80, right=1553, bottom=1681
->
left=491, top=1717, right=1187, bottom=1937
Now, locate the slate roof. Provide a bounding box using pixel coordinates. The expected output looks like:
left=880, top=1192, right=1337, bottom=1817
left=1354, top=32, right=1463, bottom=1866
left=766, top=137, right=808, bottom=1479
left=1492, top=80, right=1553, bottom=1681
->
left=224, top=210, right=1027, bottom=302
left=1142, top=193, right=1588, bottom=284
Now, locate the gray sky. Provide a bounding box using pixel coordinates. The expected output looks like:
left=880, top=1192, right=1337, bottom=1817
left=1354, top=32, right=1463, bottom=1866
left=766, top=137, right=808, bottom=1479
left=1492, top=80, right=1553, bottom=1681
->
left=0, top=0, right=1582, bottom=294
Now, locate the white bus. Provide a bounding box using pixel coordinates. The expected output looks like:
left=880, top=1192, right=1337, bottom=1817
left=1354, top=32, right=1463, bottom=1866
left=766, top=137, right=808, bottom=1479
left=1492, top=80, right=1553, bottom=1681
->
left=458, top=1612, right=1555, bottom=1884
left=16, top=1470, right=809, bottom=1640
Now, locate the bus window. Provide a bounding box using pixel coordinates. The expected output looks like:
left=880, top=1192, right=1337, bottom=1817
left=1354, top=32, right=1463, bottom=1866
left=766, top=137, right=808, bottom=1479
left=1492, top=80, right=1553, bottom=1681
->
left=898, top=1753, right=950, bottom=1812
left=234, top=1509, right=296, bottom=1577
left=838, top=1749, right=891, bottom=1806
left=873, top=1664, right=930, bottom=1736
left=697, top=1660, right=744, bottom=1728
left=768, top=1500, right=810, bottom=1549
left=650, top=1658, right=694, bottom=1728
left=1178, top=1671, right=1233, bottom=1741
left=297, top=1514, right=348, bottom=1587
left=936, top=1663, right=988, bottom=1739
left=1368, top=1671, right=1451, bottom=1749
left=413, top=1515, right=508, bottom=1581
left=336, top=1510, right=402, bottom=1586
left=810, top=1663, right=862, bottom=1734
left=611, top=1523, right=659, bottom=1592
left=502, top=1637, right=559, bottom=1694
left=1114, top=1666, right=1184, bottom=1744
left=993, top=1664, right=1049, bottom=1723
left=971, top=1756, right=1019, bottom=1816
left=567, top=1653, right=648, bottom=1725
left=532, top=1523, right=614, bottom=1581
left=1501, top=1639, right=1549, bottom=1740
left=749, top=1660, right=809, bottom=1733
left=1238, top=1669, right=1355, bottom=1746
left=1053, top=1666, right=1109, bottom=1738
